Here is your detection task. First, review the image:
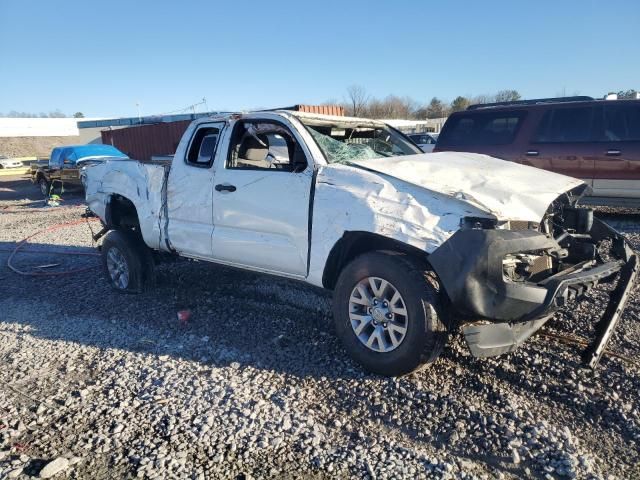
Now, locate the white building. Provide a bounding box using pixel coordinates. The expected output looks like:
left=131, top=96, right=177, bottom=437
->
left=0, top=118, right=81, bottom=137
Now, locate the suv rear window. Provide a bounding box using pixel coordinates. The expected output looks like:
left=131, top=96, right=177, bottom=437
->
left=533, top=106, right=594, bottom=143
left=437, top=111, right=525, bottom=147
left=601, top=104, right=640, bottom=142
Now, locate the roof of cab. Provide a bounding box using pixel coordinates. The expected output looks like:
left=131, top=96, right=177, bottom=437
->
left=191, top=110, right=387, bottom=128
left=280, top=110, right=386, bottom=126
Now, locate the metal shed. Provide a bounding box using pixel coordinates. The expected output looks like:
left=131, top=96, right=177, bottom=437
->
left=101, top=120, right=191, bottom=161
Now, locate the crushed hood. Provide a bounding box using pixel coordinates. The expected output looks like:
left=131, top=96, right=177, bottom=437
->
left=350, top=152, right=586, bottom=222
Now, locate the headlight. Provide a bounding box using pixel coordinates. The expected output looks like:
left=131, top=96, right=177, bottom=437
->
left=503, top=252, right=553, bottom=282
left=460, top=216, right=497, bottom=230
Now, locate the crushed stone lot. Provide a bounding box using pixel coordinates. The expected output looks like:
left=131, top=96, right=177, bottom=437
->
left=0, top=175, right=639, bottom=480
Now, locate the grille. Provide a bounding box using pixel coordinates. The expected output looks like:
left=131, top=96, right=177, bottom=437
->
left=509, top=220, right=538, bottom=231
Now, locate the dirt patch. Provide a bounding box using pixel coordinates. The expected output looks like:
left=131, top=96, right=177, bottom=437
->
left=0, top=136, right=81, bottom=158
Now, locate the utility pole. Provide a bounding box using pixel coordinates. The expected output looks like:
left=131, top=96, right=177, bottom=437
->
left=135, top=102, right=142, bottom=123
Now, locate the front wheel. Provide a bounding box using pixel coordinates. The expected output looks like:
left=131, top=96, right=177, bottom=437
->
left=333, top=251, right=449, bottom=376
left=101, top=230, right=154, bottom=293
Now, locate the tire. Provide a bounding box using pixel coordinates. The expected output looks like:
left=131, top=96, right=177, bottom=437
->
left=39, top=177, right=50, bottom=197
left=101, top=230, right=155, bottom=294
left=333, top=251, right=449, bottom=376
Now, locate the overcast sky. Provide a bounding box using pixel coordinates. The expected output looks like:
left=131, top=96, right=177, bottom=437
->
left=1, top=0, right=638, bottom=118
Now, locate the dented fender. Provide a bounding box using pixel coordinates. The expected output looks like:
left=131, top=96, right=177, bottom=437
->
left=84, top=160, right=168, bottom=250
left=306, top=163, right=494, bottom=287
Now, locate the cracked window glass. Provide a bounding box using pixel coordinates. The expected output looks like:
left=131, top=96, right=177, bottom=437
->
left=302, top=121, right=420, bottom=164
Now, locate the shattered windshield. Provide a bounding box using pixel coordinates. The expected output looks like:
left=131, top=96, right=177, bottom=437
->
left=302, top=121, right=421, bottom=164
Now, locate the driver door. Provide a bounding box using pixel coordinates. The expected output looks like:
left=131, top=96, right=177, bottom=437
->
left=210, top=119, right=313, bottom=277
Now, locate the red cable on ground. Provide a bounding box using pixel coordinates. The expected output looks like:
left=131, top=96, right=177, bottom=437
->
left=7, top=219, right=101, bottom=277
left=0, top=248, right=99, bottom=256
left=1, top=205, right=82, bottom=214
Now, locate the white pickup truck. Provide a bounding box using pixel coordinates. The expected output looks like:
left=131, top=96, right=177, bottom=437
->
left=84, top=110, right=637, bottom=376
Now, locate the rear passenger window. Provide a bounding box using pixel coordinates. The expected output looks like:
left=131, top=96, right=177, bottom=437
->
left=601, top=105, right=640, bottom=142
left=186, top=127, right=220, bottom=167
left=437, top=112, right=525, bottom=146
left=533, top=107, right=593, bottom=143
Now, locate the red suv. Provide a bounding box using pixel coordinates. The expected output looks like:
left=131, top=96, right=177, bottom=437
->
left=434, top=96, right=640, bottom=207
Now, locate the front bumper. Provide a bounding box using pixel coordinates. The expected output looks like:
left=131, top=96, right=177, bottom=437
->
left=429, top=218, right=638, bottom=368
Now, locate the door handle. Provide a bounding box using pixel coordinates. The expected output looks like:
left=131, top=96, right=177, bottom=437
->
left=215, top=183, right=236, bottom=192
left=526, top=150, right=539, bottom=156
left=606, top=149, right=621, bottom=156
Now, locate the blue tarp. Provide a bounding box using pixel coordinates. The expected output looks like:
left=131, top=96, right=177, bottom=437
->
left=50, top=144, right=128, bottom=167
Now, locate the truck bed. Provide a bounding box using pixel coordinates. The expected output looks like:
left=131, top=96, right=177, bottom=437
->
left=84, top=158, right=171, bottom=250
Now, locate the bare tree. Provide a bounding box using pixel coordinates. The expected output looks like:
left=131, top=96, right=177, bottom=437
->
left=326, top=87, right=526, bottom=120
left=2, top=110, right=41, bottom=118
left=345, top=85, right=369, bottom=117
left=472, top=93, right=494, bottom=105
left=494, top=90, right=521, bottom=103
left=48, top=109, right=67, bottom=118
left=3, top=110, right=68, bottom=118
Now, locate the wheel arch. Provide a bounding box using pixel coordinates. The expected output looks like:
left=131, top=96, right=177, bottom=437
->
left=322, top=231, right=430, bottom=290
left=105, top=194, right=142, bottom=232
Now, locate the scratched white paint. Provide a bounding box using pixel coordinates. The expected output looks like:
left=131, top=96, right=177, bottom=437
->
left=350, top=153, right=585, bottom=223
left=85, top=160, right=166, bottom=249
left=305, top=162, right=491, bottom=286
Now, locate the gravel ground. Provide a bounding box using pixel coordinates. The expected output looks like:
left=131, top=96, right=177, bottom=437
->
left=0, top=175, right=639, bottom=479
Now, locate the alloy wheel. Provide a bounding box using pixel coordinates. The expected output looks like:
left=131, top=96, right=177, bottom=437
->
left=348, top=276, right=409, bottom=352
left=106, top=246, right=130, bottom=289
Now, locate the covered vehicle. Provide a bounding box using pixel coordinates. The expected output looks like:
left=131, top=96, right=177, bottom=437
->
left=32, top=144, right=128, bottom=196
left=83, top=111, right=637, bottom=376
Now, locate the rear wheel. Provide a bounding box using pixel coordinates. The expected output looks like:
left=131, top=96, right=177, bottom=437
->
left=39, top=177, right=50, bottom=197
left=101, top=230, right=154, bottom=293
left=333, top=251, right=449, bottom=376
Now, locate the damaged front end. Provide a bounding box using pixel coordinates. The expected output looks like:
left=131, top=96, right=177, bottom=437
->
left=429, top=193, right=638, bottom=368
